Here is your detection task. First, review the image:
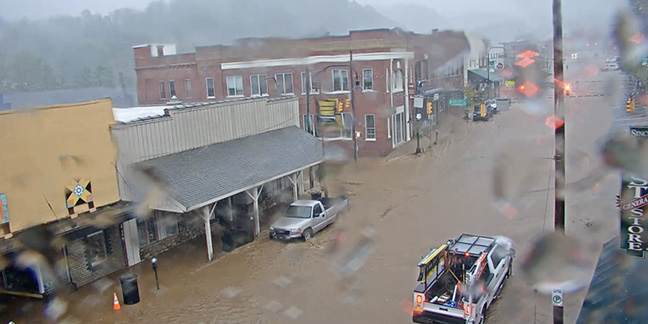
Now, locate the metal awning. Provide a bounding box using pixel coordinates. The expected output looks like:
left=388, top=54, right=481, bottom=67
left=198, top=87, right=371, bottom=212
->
left=576, top=236, right=648, bottom=323
left=137, top=126, right=323, bottom=213
left=0, top=201, right=135, bottom=255
left=468, top=69, right=501, bottom=83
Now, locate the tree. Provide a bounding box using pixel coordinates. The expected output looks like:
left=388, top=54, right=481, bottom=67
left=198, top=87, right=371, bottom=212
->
left=463, top=85, right=480, bottom=107
left=5, top=50, right=63, bottom=92
left=94, top=65, right=115, bottom=87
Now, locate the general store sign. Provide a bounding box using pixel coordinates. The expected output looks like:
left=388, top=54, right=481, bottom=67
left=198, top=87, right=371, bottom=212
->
left=618, top=126, right=648, bottom=257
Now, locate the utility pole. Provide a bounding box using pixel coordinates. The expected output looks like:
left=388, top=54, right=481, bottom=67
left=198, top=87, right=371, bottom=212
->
left=305, top=65, right=314, bottom=188
left=553, top=0, right=565, bottom=323
left=349, top=50, right=358, bottom=161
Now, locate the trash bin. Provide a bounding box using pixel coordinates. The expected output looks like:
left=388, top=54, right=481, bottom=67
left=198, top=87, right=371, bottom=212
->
left=120, top=274, right=140, bottom=305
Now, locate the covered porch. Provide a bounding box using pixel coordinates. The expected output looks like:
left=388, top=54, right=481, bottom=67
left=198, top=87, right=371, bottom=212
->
left=137, top=126, right=323, bottom=261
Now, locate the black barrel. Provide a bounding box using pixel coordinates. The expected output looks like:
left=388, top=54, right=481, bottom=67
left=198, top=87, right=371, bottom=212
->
left=120, top=274, right=140, bottom=305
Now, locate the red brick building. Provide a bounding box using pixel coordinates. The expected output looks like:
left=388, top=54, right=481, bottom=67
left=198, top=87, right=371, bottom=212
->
left=133, top=28, right=469, bottom=157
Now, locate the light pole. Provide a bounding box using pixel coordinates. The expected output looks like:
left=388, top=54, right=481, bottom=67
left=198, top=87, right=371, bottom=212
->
left=552, top=0, right=565, bottom=323
left=151, top=258, right=159, bottom=290
left=349, top=50, right=359, bottom=161
left=309, top=59, right=362, bottom=162
left=487, top=46, right=506, bottom=98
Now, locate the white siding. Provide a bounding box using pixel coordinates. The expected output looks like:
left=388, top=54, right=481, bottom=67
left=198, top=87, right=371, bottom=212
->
left=112, top=97, right=300, bottom=201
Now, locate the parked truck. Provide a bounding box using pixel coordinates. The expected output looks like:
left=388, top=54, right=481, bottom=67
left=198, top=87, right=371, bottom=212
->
left=412, top=234, right=515, bottom=324
left=269, top=197, right=349, bottom=241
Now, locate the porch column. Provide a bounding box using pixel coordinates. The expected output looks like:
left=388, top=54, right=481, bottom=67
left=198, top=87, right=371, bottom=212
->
left=287, top=173, right=298, bottom=202
left=228, top=196, right=234, bottom=222
left=245, top=185, right=263, bottom=237
left=202, top=205, right=214, bottom=262
left=298, top=170, right=305, bottom=197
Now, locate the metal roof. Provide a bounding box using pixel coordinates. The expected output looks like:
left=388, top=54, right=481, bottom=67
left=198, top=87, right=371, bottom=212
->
left=468, top=69, right=501, bottom=82
left=576, top=236, right=648, bottom=324
left=138, top=126, right=323, bottom=211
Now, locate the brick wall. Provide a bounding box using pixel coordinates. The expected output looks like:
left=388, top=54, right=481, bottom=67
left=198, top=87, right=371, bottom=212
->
left=139, top=211, right=205, bottom=260
left=67, top=225, right=125, bottom=288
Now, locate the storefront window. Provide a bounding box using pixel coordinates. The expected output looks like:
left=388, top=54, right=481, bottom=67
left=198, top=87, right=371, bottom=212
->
left=87, top=231, right=107, bottom=266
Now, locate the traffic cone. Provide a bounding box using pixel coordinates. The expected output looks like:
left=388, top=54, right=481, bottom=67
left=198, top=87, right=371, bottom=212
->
left=113, top=292, right=121, bottom=310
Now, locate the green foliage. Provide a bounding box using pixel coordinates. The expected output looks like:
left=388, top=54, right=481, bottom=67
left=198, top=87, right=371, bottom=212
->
left=0, top=50, right=63, bottom=92
left=0, top=0, right=393, bottom=93
left=462, top=86, right=479, bottom=107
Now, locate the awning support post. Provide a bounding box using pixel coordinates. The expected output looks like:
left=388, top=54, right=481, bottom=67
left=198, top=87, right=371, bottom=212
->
left=228, top=196, right=233, bottom=222
left=245, top=185, right=263, bottom=237
left=287, top=173, right=298, bottom=202
left=202, top=205, right=214, bottom=262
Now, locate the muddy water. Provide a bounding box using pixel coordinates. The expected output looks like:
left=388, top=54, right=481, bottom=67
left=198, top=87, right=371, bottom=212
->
left=5, top=71, right=619, bottom=324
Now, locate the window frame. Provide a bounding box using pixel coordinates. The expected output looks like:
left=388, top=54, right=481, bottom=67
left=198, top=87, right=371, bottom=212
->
left=362, top=68, right=373, bottom=91
left=303, top=114, right=315, bottom=135
left=184, top=79, right=192, bottom=98
left=159, top=80, right=166, bottom=99
left=365, top=114, right=376, bottom=141
left=250, top=74, right=269, bottom=96
left=226, top=75, right=244, bottom=97
left=301, top=72, right=319, bottom=94
left=332, top=69, right=349, bottom=92
left=137, top=216, right=159, bottom=246
left=87, top=230, right=108, bottom=267
left=169, top=80, right=176, bottom=98
left=393, top=70, right=404, bottom=92
left=275, top=73, right=294, bottom=95
left=205, top=77, right=215, bottom=98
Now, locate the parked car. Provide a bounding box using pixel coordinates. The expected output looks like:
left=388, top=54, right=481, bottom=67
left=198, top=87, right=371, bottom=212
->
left=485, top=99, right=497, bottom=114
left=602, top=62, right=619, bottom=71
left=269, top=197, right=350, bottom=241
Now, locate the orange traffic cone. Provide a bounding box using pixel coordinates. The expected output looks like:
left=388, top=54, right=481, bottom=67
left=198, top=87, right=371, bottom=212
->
left=113, top=292, right=121, bottom=310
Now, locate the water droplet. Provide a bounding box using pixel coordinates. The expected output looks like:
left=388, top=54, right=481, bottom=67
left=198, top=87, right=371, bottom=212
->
left=264, top=300, right=283, bottom=313
left=518, top=232, right=595, bottom=294
left=220, top=286, right=242, bottom=299
left=283, top=305, right=303, bottom=319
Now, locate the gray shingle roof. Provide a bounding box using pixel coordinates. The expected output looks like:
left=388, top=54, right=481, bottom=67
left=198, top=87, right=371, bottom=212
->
left=138, top=126, right=322, bottom=211
left=576, top=236, right=648, bottom=324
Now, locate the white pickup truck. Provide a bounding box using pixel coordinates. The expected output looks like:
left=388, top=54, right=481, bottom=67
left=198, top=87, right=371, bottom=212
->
left=269, top=197, right=349, bottom=241
left=412, top=234, right=515, bottom=324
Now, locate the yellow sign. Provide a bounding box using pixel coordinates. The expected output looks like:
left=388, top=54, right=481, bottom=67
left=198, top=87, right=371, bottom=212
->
left=505, top=80, right=516, bottom=86
left=481, top=103, right=486, bottom=116
left=318, top=99, right=338, bottom=116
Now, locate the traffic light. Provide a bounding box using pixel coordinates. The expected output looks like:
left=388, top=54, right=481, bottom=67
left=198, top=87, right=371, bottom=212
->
left=427, top=101, right=433, bottom=115
left=627, top=97, right=635, bottom=113
left=345, top=98, right=350, bottom=109
left=337, top=101, right=344, bottom=113
left=564, top=83, right=571, bottom=96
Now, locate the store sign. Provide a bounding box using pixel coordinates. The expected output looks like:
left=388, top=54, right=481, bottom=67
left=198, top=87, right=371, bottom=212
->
left=618, top=126, right=648, bottom=257
left=449, top=99, right=467, bottom=107
left=0, top=194, right=8, bottom=223
left=505, top=81, right=516, bottom=87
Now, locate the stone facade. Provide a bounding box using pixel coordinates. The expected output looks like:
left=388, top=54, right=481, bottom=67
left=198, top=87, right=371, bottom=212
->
left=66, top=225, right=125, bottom=288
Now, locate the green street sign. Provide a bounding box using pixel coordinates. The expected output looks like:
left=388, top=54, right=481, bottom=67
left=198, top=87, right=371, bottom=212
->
left=449, top=99, right=467, bottom=107
left=489, top=60, right=495, bottom=69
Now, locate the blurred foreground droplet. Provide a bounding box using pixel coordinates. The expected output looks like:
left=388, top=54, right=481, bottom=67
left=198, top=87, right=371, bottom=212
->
left=264, top=300, right=283, bottom=313
left=44, top=297, right=67, bottom=321
left=220, top=286, right=242, bottom=299
left=273, top=276, right=291, bottom=288
left=283, top=305, right=302, bottom=319
left=519, top=232, right=594, bottom=294
left=329, top=228, right=375, bottom=279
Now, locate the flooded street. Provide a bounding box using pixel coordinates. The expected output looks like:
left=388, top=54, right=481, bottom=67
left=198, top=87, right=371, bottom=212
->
left=3, top=70, right=623, bottom=324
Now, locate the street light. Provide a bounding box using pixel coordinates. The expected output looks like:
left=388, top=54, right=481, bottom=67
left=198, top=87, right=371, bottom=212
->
left=151, top=258, right=159, bottom=290
left=308, top=56, right=362, bottom=162
left=487, top=46, right=506, bottom=99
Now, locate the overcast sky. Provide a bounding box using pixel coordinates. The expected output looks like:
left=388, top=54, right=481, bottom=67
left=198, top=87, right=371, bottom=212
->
left=0, top=0, right=626, bottom=31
